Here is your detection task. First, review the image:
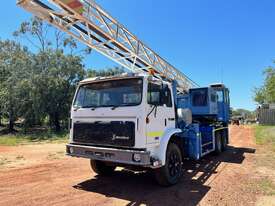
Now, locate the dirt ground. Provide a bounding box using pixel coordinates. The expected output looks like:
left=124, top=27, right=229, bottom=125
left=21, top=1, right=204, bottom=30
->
left=0, top=126, right=274, bottom=206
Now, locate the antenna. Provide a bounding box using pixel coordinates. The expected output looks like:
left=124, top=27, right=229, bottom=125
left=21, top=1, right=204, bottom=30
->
left=220, top=68, right=224, bottom=83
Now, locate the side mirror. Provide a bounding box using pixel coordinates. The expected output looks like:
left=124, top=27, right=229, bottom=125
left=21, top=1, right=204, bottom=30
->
left=150, top=92, right=161, bottom=106
left=148, top=82, right=161, bottom=106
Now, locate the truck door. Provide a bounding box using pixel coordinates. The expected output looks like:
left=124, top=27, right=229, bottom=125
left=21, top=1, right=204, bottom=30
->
left=216, top=88, right=230, bottom=122
left=146, top=82, right=175, bottom=145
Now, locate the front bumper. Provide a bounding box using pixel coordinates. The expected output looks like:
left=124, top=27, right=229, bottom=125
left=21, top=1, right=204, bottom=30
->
left=66, top=144, right=160, bottom=167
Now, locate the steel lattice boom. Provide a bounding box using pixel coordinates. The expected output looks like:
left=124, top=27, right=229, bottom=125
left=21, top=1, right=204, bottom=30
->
left=17, top=0, right=198, bottom=90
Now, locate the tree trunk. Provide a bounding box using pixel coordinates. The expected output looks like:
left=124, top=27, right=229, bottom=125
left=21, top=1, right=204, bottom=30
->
left=8, top=115, right=15, bottom=133
left=53, top=113, right=61, bottom=132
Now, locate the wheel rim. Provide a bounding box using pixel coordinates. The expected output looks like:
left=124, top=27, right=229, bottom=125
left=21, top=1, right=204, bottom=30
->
left=168, top=151, right=181, bottom=178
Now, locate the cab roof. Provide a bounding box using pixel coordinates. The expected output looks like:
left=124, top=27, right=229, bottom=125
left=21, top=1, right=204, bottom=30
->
left=79, top=73, right=145, bottom=85
left=79, top=72, right=172, bottom=85
left=210, top=83, right=226, bottom=88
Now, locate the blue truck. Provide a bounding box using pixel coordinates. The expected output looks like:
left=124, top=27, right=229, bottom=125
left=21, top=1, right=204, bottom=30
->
left=177, top=82, right=230, bottom=160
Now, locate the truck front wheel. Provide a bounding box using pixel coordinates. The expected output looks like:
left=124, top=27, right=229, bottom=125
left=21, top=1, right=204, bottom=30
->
left=155, top=143, right=183, bottom=186
left=90, top=160, right=116, bottom=176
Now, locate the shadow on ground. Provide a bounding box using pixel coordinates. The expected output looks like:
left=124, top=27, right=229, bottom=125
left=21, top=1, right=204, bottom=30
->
left=73, top=146, right=255, bottom=206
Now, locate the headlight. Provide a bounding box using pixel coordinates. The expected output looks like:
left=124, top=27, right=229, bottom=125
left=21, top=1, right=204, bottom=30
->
left=69, top=147, right=74, bottom=154
left=133, top=153, right=141, bottom=162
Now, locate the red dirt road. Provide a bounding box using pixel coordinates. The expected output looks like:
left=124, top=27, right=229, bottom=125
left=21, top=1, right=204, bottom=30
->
left=0, top=126, right=259, bottom=206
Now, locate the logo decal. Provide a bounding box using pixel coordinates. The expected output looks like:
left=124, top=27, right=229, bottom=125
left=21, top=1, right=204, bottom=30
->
left=112, top=134, right=130, bottom=141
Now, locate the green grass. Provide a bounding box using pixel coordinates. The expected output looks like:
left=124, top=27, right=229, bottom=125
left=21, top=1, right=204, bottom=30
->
left=258, top=178, right=275, bottom=196
left=253, top=125, right=275, bottom=196
left=254, top=125, right=275, bottom=151
left=0, top=130, right=68, bottom=146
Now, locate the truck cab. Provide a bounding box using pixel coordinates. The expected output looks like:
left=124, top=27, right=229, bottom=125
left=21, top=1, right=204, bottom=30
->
left=67, top=74, right=177, bottom=168
left=66, top=74, right=230, bottom=186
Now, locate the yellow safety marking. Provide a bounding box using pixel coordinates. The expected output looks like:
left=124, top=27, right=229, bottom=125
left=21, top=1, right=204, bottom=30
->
left=214, top=127, right=228, bottom=132
left=146, top=131, right=164, bottom=138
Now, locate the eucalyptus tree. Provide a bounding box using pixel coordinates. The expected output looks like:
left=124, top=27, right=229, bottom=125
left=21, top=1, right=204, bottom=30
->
left=14, top=17, right=87, bottom=131
left=0, top=40, right=32, bottom=132
left=254, top=66, right=275, bottom=105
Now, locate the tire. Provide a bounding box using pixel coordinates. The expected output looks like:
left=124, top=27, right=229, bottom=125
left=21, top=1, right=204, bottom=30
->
left=221, top=128, right=228, bottom=151
left=155, top=143, right=183, bottom=186
left=90, top=160, right=116, bottom=176
left=214, top=131, right=222, bottom=155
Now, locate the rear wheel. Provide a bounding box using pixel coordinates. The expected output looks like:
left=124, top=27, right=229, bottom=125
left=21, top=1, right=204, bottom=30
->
left=155, top=143, right=183, bottom=186
left=90, top=160, right=116, bottom=176
left=214, top=131, right=222, bottom=155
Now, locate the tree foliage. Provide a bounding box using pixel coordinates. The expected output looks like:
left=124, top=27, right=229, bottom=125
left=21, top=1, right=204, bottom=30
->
left=231, top=108, right=255, bottom=119
left=0, top=40, right=32, bottom=132
left=0, top=18, right=124, bottom=133
left=11, top=17, right=87, bottom=131
left=87, top=67, right=124, bottom=78
left=33, top=51, right=85, bottom=131
left=254, top=66, right=275, bottom=104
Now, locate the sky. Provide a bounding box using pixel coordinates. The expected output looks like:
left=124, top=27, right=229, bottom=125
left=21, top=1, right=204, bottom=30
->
left=1, top=0, right=275, bottom=111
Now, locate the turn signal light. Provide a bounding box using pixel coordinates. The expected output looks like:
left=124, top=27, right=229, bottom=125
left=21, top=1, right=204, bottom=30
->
left=148, top=69, right=155, bottom=76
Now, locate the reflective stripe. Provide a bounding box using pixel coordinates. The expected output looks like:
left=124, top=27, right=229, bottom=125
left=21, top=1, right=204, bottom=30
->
left=214, top=127, right=228, bottom=132
left=146, top=131, right=164, bottom=138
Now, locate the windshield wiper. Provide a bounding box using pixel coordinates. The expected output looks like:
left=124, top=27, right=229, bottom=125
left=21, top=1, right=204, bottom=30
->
left=111, top=105, right=119, bottom=110
left=73, top=106, right=81, bottom=111
left=110, top=103, right=136, bottom=110
left=99, top=104, right=119, bottom=110
left=79, top=106, right=98, bottom=110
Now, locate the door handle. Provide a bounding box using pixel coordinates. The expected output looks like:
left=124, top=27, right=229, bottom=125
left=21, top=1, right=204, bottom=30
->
left=165, top=118, right=167, bottom=126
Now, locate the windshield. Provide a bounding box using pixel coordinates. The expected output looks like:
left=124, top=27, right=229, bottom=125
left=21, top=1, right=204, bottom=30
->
left=74, top=78, right=143, bottom=108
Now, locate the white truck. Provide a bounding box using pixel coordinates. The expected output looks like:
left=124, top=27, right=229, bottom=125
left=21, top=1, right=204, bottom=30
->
left=18, top=0, right=230, bottom=186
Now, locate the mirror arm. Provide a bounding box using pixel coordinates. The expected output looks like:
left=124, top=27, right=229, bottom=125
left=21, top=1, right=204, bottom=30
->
left=154, top=105, right=158, bottom=117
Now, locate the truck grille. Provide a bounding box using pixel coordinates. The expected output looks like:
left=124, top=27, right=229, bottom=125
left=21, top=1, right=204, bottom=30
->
left=73, top=121, right=135, bottom=147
